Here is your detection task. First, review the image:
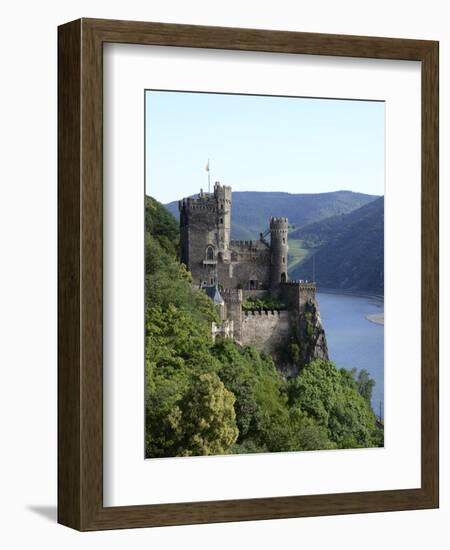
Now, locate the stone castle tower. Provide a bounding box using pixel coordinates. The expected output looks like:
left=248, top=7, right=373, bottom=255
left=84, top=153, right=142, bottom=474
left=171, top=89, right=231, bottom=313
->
left=270, top=217, right=289, bottom=288
left=179, top=183, right=232, bottom=286
left=179, top=182, right=328, bottom=374
left=179, top=182, right=288, bottom=291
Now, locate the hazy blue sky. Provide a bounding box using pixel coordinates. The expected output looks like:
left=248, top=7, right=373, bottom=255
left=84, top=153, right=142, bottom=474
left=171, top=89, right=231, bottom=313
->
left=145, top=91, right=385, bottom=204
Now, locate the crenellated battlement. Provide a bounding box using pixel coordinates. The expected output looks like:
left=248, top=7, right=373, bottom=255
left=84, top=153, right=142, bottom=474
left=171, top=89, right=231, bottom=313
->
left=244, top=309, right=284, bottom=316
left=270, top=216, right=288, bottom=227
left=178, top=196, right=218, bottom=213
left=281, top=281, right=316, bottom=290
left=178, top=182, right=232, bottom=214
left=230, top=240, right=259, bottom=247
left=229, top=240, right=269, bottom=252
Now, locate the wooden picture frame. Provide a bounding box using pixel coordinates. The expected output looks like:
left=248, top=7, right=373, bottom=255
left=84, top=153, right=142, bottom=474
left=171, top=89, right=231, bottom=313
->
left=58, top=18, right=439, bottom=531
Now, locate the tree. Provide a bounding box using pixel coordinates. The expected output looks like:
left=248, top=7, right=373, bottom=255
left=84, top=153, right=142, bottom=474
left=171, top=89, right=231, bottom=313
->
left=146, top=304, right=218, bottom=374
left=212, top=340, right=261, bottom=439
left=288, top=408, right=336, bottom=451
left=355, top=369, right=375, bottom=403
left=145, top=195, right=179, bottom=256
left=288, top=359, right=380, bottom=449
left=145, top=373, right=187, bottom=458
left=177, top=372, right=239, bottom=456
left=146, top=371, right=239, bottom=457
left=212, top=339, right=299, bottom=453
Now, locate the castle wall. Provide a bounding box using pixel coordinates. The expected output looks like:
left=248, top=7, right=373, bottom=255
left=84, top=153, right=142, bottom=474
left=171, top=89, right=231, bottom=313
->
left=217, top=258, right=270, bottom=290
left=279, top=281, right=317, bottom=311
left=241, top=310, right=290, bottom=355
left=215, top=240, right=270, bottom=289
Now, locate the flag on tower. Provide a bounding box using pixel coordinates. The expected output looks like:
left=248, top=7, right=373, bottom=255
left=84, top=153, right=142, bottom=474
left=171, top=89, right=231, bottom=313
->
left=205, top=159, right=210, bottom=172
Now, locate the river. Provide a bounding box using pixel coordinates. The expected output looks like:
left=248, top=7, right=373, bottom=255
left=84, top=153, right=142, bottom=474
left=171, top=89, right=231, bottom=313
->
left=317, top=292, right=384, bottom=418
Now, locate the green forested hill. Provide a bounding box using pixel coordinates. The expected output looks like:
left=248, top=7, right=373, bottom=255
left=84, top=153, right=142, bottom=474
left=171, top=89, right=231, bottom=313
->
left=165, top=190, right=379, bottom=240
left=145, top=195, right=179, bottom=256
left=290, top=197, right=384, bottom=293
left=145, top=195, right=382, bottom=457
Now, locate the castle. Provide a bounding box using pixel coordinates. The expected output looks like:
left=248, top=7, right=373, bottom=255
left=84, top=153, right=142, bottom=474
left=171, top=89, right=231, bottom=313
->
left=179, top=182, right=328, bottom=374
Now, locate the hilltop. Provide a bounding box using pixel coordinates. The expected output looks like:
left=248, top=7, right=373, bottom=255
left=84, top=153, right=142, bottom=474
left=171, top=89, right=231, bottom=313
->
left=291, top=197, right=384, bottom=294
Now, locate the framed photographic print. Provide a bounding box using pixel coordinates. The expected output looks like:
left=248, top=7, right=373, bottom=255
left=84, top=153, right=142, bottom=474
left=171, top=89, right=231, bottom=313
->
left=58, top=18, right=439, bottom=530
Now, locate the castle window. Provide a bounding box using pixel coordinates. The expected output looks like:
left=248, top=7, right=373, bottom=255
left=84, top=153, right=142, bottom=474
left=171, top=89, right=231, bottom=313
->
left=220, top=218, right=223, bottom=224
left=282, top=237, right=286, bottom=244
left=282, top=256, right=286, bottom=264
left=281, top=273, right=287, bottom=283
left=206, top=246, right=215, bottom=261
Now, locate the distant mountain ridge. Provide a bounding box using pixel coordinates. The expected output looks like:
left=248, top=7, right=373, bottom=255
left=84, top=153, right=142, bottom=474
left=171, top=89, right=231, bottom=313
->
left=164, top=189, right=383, bottom=294
left=165, top=190, right=379, bottom=240
left=291, top=197, right=384, bottom=294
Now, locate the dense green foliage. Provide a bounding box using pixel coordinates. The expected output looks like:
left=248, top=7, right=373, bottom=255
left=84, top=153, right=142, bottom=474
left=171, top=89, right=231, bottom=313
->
left=145, top=195, right=179, bottom=256
left=165, top=190, right=378, bottom=240
left=288, top=361, right=382, bottom=448
left=291, top=197, right=384, bottom=293
left=241, top=295, right=286, bottom=311
left=145, top=196, right=383, bottom=458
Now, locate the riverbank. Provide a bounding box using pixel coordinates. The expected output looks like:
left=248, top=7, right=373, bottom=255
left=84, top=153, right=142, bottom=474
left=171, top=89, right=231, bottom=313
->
left=317, top=287, right=384, bottom=303
left=366, top=313, right=384, bottom=325
left=317, top=292, right=384, bottom=418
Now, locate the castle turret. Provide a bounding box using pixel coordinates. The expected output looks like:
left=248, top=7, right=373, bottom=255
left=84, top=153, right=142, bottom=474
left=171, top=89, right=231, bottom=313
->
left=214, top=182, right=231, bottom=252
left=270, top=217, right=289, bottom=289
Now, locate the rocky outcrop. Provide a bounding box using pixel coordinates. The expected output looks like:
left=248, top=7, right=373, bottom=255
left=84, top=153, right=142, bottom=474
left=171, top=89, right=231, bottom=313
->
left=297, top=298, right=329, bottom=365
left=265, top=283, right=329, bottom=377
left=271, top=298, right=328, bottom=378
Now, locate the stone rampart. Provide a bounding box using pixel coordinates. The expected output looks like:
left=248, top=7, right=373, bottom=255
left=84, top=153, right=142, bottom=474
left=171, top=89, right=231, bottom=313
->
left=241, top=310, right=290, bottom=355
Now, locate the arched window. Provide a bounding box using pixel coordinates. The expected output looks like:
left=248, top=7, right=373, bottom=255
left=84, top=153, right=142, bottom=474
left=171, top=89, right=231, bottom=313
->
left=249, top=275, right=258, bottom=290
left=206, top=246, right=215, bottom=261
left=281, top=272, right=287, bottom=283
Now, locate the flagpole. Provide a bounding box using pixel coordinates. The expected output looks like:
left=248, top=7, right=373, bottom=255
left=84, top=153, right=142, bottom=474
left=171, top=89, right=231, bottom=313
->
left=207, top=158, right=210, bottom=193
